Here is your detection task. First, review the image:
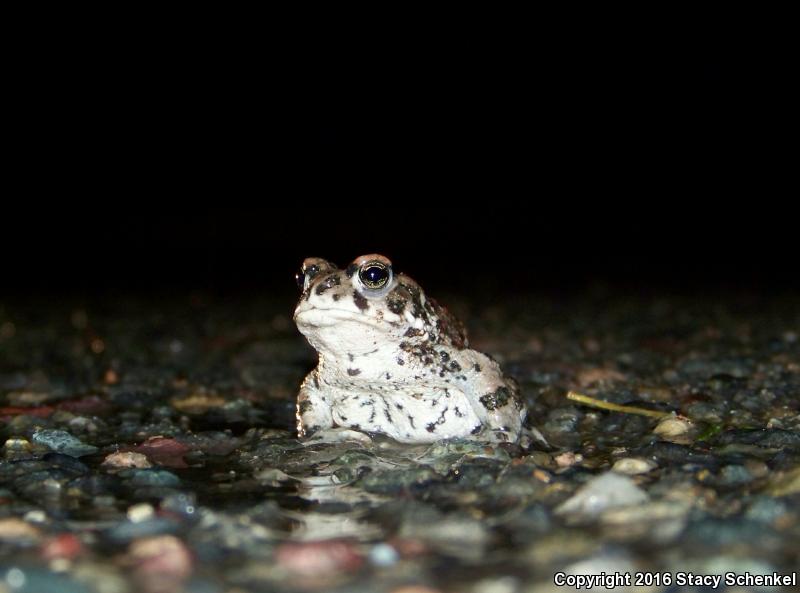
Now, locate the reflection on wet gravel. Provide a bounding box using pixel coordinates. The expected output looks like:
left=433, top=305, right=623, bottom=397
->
left=0, top=295, right=798, bottom=592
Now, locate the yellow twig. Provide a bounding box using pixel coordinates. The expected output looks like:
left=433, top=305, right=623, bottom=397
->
left=566, top=391, right=672, bottom=419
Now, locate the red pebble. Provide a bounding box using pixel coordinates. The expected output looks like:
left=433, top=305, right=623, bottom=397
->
left=275, top=539, right=363, bottom=576
left=133, top=436, right=191, bottom=468
left=57, top=395, right=112, bottom=416
left=41, top=533, right=83, bottom=560
left=0, top=406, right=54, bottom=419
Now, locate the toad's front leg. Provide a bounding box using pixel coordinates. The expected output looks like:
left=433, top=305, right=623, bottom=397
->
left=461, top=352, right=526, bottom=441
left=296, top=370, right=334, bottom=437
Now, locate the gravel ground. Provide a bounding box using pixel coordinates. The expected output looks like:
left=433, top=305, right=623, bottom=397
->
left=0, top=293, right=798, bottom=593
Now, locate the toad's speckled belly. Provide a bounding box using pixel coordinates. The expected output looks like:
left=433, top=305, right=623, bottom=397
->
left=328, top=387, right=482, bottom=443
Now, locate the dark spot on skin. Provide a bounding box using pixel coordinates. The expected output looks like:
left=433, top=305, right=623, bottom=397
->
left=471, top=425, right=483, bottom=435
left=408, top=415, right=416, bottom=428
left=439, top=370, right=445, bottom=377
left=332, top=293, right=340, bottom=301
left=387, top=292, right=406, bottom=314
left=397, top=357, right=405, bottom=366
left=425, top=406, right=448, bottom=432
left=479, top=386, right=513, bottom=411
left=404, top=327, right=425, bottom=338
left=347, top=353, right=354, bottom=362
left=455, top=407, right=464, bottom=417
left=395, top=403, right=404, bottom=410
left=384, top=408, right=393, bottom=424
left=385, top=373, right=391, bottom=380
left=351, top=423, right=360, bottom=430
left=313, top=375, right=320, bottom=388
left=473, top=363, right=482, bottom=373
left=298, top=400, right=313, bottom=415
left=353, top=291, right=369, bottom=311
left=449, top=360, right=461, bottom=372
left=439, top=351, right=450, bottom=362
left=369, top=407, right=376, bottom=422
left=315, top=273, right=341, bottom=295
left=347, top=368, right=361, bottom=376
left=339, top=415, right=348, bottom=421
left=346, top=263, right=358, bottom=278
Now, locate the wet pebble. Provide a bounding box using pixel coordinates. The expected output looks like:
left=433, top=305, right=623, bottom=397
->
left=102, top=451, right=152, bottom=469
left=31, top=430, right=98, bottom=457
left=40, top=533, right=83, bottom=560
left=555, top=472, right=648, bottom=518
left=133, top=436, right=190, bottom=468
left=0, top=518, right=42, bottom=543
left=357, top=467, right=441, bottom=495
left=129, top=535, right=193, bottom=593
left=611, top=457, right=656, bottom=475
left=275, top=539, right=363, bottom=577
left=653, top=415, right=694, bottom=444
left=123, top=468, right=181, bottom=487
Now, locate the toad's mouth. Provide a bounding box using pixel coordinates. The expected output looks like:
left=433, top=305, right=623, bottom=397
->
left=294, top=307, right=390, bottom=330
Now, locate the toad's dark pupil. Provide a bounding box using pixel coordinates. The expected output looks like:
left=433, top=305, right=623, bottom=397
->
left=295, top=270, right=305, bottom=290
left=360, top=264, right=389, bottom=288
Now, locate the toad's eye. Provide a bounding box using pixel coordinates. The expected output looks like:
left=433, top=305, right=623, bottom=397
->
left=295, top=269, right=305, bottom=290
left=358, top=261, right=391, bottom=290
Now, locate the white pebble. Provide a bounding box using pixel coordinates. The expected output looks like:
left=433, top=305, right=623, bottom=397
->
left=127, top=503, right=155, bottom=523
left=612, top=457, right=657, bottom=475
left=556, top=472, right=648, bottom=517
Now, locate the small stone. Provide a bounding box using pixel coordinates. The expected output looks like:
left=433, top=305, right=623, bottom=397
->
left=133, top=436, right=190, bottom=469
left=554, top=452, right=583, bottom=468
left=369, top=542, right=400, bottom=566
left=24, top=510, right=47, bottom=523
left=0, top=517, right=42, bottom=543
left=171, top=394, right=227, bottom=413
left=555, top=472, right=649, bottom=518
left=255, top=468, right=299, bottom=486
left=129, top=535, right=192, bottom=593
left=275, top=539, right=363, bottom=576
left=128, top=503, right=156, bottom=523
left=745, top=496, right=791, bottom=524
left=102, top=451, right=152, bottom=469
left=717, top=464, right=754, bottom=486
left=653, top=415, right=694, bottom=444
left=41, top=533, right=83, bottom=560
left=3, top=436, right=32, bottom=457
left=767, top=466, right=800, bottom=497
left=612, top=457, right=657, bottom=475
left=576, top=367, right=626, bottom=386
left=126, top=469, right=181, bottom=487
left=31, top=430, right=98, bottom=457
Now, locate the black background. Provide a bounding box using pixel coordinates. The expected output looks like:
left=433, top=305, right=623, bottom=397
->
left=3, top=23, right=794, bottom=299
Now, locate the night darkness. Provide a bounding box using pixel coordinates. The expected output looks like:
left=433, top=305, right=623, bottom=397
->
left=4, top=30, right=794, bottom=300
